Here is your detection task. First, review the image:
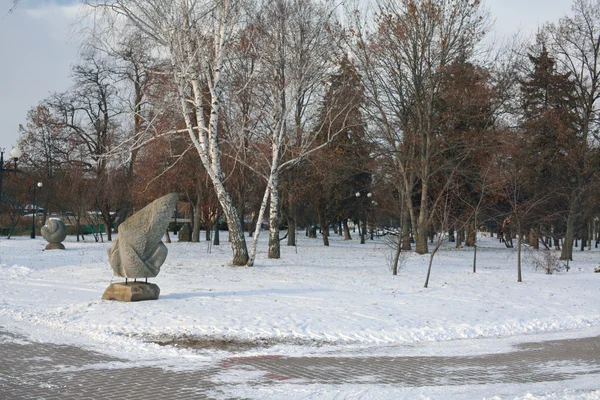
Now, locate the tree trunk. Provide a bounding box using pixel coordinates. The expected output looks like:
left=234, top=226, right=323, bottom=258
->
left=114, top=207, right=130, bottom=233
left=213, top=219, right=220, bottom=246
left=392, top=231, right=402, bottom=276
left=216, top=189, right=248, bottom=265
left=319, top=212, right=329, bottom=246
left=268, top=183, right=281, bottom=259
left=248, top=183, right=271, bottom=266
left=472, top=213, right=478, bottom=272
left=192, top=196, right=201, bottom=243
left=560, top=209, right=576, bottom=261
left=465, top=221, right=475, bottom=247
left=401, top=207, right=412, bottom=250
left=237, top=196, right=245, bottom=237
left=529, top=227, right=538, bottom=249
left=287, top=196, right=296, bottom=246
left=75, top=216, right=82, bottom=242
left=415, top=178, right=429, bottom=254
left=249, top=214, right=257, bottom=237
left=424, top=242, right=442, bottom=288
left=343, top=219, right=352, bottom=240
left=359, top=219, right=366, bottom=244
left=322, top=225, right=330, bottom=246
left=415, top=222, right=428, bottom=254
left=473, top=240, right=477, bottom=273
left=105, top=222, right=113, bottom=241
left=205, top=219, right=211, bottom=241
left=287, top=218, right=296, bottom=246
left=517, top=229, right=523, bottom=282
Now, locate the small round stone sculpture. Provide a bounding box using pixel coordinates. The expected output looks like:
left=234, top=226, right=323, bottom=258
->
left=178, top=222, right=192, bottom=242
left=41, top=218, right=67, bottom=250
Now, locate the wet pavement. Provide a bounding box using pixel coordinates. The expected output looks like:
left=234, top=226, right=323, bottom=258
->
left=1, top=327, right=599, bottom=399
left=232, top=335, right=600, bottom=387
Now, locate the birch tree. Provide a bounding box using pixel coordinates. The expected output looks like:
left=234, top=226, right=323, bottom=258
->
left=242, top=0, right=340, bottom=265
left=95, top=0, right=250, bottom=264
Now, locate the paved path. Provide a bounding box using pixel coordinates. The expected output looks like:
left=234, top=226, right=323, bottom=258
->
left=1, top=327, right=599, bottom=399
left=233, top=336, right=600, bottom=387
left=0, top=329, right=222, bottom=399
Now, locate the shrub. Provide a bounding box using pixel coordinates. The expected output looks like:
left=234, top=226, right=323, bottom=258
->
left=529, top=249, right=564, bottom=274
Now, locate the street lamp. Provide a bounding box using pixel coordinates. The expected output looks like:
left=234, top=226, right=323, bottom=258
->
left=0, top=147, right=22, bottom=213
left=30, top=182, right=43, bottom=239
left=354, top=191, right=372, bottom=243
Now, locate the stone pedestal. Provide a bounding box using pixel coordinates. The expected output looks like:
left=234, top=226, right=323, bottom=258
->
left=45, top=243, right=65, bottom=250
left=102, top=282, right=160, bottom=302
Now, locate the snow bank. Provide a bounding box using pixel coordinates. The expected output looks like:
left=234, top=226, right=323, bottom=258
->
left=1, top=233, right=599, bottom=359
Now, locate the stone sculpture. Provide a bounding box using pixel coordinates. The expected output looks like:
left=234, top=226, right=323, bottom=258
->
left=41, top=218, right=67, bottom=250
left=178, top=223, right=192, bottom=242
left=102, top=193, right=178, bottom=302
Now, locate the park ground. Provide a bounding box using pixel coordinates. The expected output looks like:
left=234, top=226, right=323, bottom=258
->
left=1, top=232, right=599, bottom=398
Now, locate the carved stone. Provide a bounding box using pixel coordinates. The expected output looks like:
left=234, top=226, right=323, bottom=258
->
left=41, top=218, right=67, bottom=250
left=178, top=223, right=192, bottom=242
left=45, top=242, right=66, bottom=250
left=102, top=282, right=160, bottom=302
left=108, top=193, right=178, bottom=278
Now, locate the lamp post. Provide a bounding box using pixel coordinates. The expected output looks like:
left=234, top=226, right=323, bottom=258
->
left=355, top=191, right=372, bottom=244
left=0, top=147, right=22, bottom=213
left=30, top=182, right=43, bottom=239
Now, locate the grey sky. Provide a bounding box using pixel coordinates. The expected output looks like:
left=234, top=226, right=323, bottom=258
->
left=0, top=0, right=80, bottom=155
left=0, top=0, right=573, bottom=155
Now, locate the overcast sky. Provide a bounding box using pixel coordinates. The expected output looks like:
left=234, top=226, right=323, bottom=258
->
left=0, top=0, right=572, bottom=155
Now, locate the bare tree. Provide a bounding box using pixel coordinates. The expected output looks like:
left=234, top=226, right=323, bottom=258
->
left=239, top=0, right=340, bottom=264
left=94, top=0, right=250, bottom=264
left=424, top=188, right=452, bottom=288
left=347, top=0, right=490, bottom=254
left=545, top=0, right=600, bottom=261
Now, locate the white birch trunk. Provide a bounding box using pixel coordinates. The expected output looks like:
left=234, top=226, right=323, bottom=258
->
left=247, top=185, right=271, bottom=267
left=247, top=119, right=284, bottom=265
left=268, top=171, right=280, bottom=259
left=173, top=0, right=248, bottom=265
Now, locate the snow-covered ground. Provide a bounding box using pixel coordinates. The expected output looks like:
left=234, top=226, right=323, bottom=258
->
left=1, top=231, right=599, bottom=397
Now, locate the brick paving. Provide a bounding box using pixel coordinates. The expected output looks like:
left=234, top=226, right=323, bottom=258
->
left=1, top=327, right=599, bottom=399
left=0, top=329, right=225, bottom=399
left=235, top=335, right=600, bottom=387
